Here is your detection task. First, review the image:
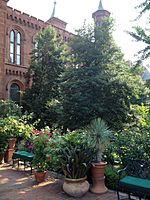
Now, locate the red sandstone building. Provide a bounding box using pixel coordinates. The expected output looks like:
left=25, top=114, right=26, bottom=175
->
left=0, top=0, right=109, bottom=103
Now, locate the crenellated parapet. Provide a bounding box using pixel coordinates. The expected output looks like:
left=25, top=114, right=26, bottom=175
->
left=7, top=6, right=45, bottom=30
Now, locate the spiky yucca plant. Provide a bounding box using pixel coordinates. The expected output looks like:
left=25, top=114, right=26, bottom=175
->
left=85, top=118, right=111, bottom=163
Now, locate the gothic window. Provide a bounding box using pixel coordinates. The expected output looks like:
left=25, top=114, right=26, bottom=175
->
left=10, top=30, right=15, bottom=64
left=9, top=83, right=20, bottom=104
left=16, top=32, right=21, bottom=65
left=9, top=30, right=21, bottom=65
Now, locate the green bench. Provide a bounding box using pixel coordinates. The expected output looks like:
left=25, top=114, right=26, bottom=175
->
left=117, top=159, right=150, bottom=200
left=12, top=151, right=34, bottom=174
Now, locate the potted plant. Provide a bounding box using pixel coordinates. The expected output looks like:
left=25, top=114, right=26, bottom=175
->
left=46, top=131, right=96, bottom=197
left=85, top=118, right=112, bottom=194
left=0, top=133, right=8, bottom=164
left=0, top=116, right=33, bottom=162
left=32, top=129, right=51, bottom=183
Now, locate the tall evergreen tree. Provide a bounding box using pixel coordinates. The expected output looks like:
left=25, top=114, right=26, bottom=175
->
left=129, top=0, right=150, bottom=63
left=23, top=27, right=65, bottom=128
left=59, top=20, right=147, bottom=130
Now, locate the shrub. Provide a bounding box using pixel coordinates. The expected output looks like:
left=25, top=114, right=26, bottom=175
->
left=105, top=165, right=119, bottom=190
left=46, top=130, right=96, bottom=178
left=32, top=128, right=52, bottom=172
left=0, top=100, right=22, bottom=118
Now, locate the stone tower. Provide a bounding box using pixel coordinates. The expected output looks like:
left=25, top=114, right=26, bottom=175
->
left=0, top=0, right=8, bottom=99
left=47, top=1, right=67, bottom=30
left=92, top=0, right=110, bottom=26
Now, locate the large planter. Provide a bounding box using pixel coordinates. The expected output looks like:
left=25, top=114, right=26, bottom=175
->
left=90, top=162, right=108, bottom=194
left=8, top=138, right=16, bottom=149
left=63, top=176, right=89, bottom=197
left=4, top=149, right=14, bottom=163
left=5, top=138, right=16, bottom=163
left=34, top=171, right=47, bottom=183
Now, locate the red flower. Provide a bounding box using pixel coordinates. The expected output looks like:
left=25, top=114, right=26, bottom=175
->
left=28, top=145, right=33, bottom=149
left=47, top=133, right=52, bottom=137
left=39, top=133, right=43, bottom=137
left=32, top=129, right=40, bottom=133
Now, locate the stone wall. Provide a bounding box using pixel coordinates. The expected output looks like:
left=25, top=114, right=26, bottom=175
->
left=0, top=0, right=73, bottom=101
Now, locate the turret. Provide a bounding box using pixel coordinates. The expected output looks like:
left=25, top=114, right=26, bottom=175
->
left=92, top=0, right=110, bottom=26
left=47, top=1, right=67, bottom=30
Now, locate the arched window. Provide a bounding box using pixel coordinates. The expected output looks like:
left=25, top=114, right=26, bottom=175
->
left=9, top=83, right=20, bottom=104
left=16, top=32, right=21, bottom=65
left=9, top=30, right=21, bottom=65
left=10, top=30, right=15, bottom=64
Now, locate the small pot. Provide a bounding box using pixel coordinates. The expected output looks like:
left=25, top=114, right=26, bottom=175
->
left=63, top=176, right=89, bottom=197
left=34, top=171, right=47, bottom=183
left=90, top=162, right=108, bottom=194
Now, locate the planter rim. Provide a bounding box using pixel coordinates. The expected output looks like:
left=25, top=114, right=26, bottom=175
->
left=34, top=170, right=47, bottom=174
left=8, top=137, right=16, bottom=140
left=91, top=161, right=107, bottom=167
left=65, top=176, right=87, bottom=182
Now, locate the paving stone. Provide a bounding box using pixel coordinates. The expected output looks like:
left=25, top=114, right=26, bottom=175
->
left=0, top=164, right=120, bottom=200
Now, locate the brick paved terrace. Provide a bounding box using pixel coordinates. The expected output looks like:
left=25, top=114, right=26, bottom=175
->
left=0, top=164, right=128, bottom=200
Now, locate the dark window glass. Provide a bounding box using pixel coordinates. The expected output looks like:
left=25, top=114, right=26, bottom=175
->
left=9, top=83, right=20, bottom=104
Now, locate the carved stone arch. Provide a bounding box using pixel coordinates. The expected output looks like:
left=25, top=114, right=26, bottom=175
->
left=7, top=25, right=26, bottom=41
left=7, top=78, right=25, bottom=91
left=7, top=25, right=25, bottom=65
left=7, top=79, right=25, bottom=104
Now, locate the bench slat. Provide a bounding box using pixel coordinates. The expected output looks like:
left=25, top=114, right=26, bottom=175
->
left=119, top=176, right=150, bottom=193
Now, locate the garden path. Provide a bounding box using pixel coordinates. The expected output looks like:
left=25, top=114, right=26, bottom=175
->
left=0, top=164, right=127, bottom=200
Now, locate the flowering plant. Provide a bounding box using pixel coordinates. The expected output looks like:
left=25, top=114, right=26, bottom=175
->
left=32, top=127, right=52, bottom=172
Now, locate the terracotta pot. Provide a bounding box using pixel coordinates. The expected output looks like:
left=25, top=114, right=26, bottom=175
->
left=90, top=162, right=108, bottom=194
left=4, top=149, right=14, bottom=163
left=63, top=176, right=89, bottom=197
left=4, top=138, right=16, bottom=163
left=34, top=171, right=47, bottom=183
left=8, top=138, right=16, bottom=149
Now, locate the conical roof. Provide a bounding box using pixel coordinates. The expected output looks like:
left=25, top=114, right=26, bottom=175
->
left=98, top=0, right=104, bottom=10
left=51, top=1, right=56, bottom=18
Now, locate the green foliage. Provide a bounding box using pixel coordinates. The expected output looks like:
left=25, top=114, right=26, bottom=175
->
left=0, top=132, right=8, bottom=153
left=105, top=165, right=119, bottom=190
left=138, top=0, right=150, bottom=16
left=85, top=118, right=112, bottom=163
left=59, top=20, right=145, bottom=130
left=0, top=116, right=34, bottom=140
left=129, top=27, right=150, bottom=62
left=46, top=131, right=96, bottom=179
left=129, top=0, right=150, bottom=63
left=32, top=128, right=52, bottom=172
left=0, top=100, right=22, bottom=118
left=104, top=104, right=150, bottom=166
left=23, top=27, right=65, bottom=128
left=0, top=115, right=33, bottom=153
